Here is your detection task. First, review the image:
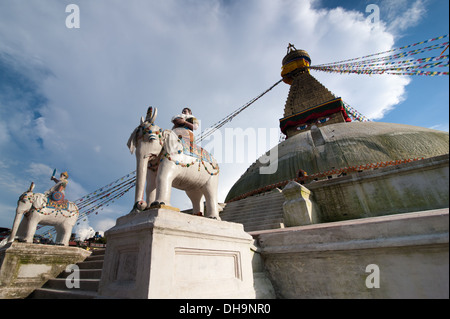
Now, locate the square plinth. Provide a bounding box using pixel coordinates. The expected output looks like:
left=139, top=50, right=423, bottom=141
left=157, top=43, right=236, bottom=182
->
left=98, top=208, right=256, bottom=299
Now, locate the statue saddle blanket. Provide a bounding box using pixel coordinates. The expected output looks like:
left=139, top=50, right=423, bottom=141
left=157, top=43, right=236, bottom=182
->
left=47, top=196, right=69, bottom=210
left=179, top=135, right=214, bottom=163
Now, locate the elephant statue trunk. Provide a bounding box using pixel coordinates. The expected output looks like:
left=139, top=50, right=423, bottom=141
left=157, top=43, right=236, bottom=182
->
left=8, top=182, right=34, bottom=243
left=8, top=207, right=26, bottom=244
left=134, top=152, right=150, bottom=210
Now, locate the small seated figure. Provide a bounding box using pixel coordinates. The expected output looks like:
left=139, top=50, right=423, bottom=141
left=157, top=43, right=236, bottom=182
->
left=171, top=107, right=199, bottom=144
left=45, top=171, right=69, bottom=202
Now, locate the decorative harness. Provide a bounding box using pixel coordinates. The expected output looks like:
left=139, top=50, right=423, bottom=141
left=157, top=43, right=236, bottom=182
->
left=19, top=192, right=79, bottom=218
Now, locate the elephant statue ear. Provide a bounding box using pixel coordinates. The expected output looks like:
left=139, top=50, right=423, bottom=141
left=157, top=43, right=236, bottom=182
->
left=145, top=106, right=158, bottom=124
left=127, top=126, right=139, bottom=154
left=163, top=130, right=182, bottom=155
left=33, top=193, right=46, bottom=209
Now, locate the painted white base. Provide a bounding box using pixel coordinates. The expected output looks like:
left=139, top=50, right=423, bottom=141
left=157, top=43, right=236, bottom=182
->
left=98, top=208, right=256, bottom=299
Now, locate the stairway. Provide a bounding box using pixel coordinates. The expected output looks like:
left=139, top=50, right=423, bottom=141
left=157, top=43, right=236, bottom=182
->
left=220, top=189, right=286, bottom=232
left=27, top=248, right=104, bottom=299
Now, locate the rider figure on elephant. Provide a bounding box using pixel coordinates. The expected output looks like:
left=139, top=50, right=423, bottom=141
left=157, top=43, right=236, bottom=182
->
left=171, top=107, right=199, bottom=145
left=45, top=171, right=69, bottom=202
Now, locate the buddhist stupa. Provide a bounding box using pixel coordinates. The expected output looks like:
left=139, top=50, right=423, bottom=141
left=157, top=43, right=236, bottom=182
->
left=280, top=44, right=351, bottom=138
left=223, top=45, right=449, bottom=223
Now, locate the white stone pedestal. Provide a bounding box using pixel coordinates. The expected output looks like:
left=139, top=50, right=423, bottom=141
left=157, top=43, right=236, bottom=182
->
left=98, top=208, right=256, bottom=299
left=0, top=242, right=91, bottom=299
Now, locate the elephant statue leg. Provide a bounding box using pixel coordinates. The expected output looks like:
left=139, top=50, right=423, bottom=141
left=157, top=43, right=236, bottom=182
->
left=55, top=225, right=64, bottom=245
left=152, top=163, right=176, bottom=207
left=23, top=217, right=39, bottom=243
left=146, top=168, right=157, bottom=208
left=186, top=189, right=204, bottom=216
left=55, top=224, right=72, bottom=246
left=202, top=179, right=221, bottom=220
left=16, top=216, right=29, bottom=242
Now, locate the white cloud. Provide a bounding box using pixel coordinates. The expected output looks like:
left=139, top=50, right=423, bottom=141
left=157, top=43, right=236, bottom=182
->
left=25, top=162, right=53, bottom=178
left=93, top=218, right=116, bottom=233
left=65, top=179, right=89, bottom=202
left=73, top=218, right=95, bottom=241
left=0, top=165, right=30, bottom=198
left=429, top=123, right=449, bottom=132
left=381, top=0, right=428, bottom=33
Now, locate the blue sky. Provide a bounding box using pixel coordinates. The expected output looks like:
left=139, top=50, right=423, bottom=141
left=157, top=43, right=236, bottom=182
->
left=0, top=0, right=448, bottom=237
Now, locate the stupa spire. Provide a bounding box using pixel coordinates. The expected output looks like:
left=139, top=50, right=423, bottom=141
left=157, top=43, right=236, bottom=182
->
left=279, top=44, right=351, bottom=138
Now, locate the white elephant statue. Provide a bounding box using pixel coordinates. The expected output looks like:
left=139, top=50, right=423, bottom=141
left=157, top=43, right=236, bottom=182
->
left=8, top=182, right=79, bottom=246
left=127, top=107, right=221, bottom=220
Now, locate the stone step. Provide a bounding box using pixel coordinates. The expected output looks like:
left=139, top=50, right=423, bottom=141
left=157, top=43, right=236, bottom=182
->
left=222, top=213, right=284, bottom=226
left=229, top=189, right=282, bottom=200
left=84, top=254, right=105, bottom=262
left=222, top=212, right=285, bottom=232
left=221, top=207, right=283, bottom=220
left=57, top=269, right=103, bottom=280
left=27, top=247, right=105, bottom=299
left=222, top=201, right=284, bottom=216
left=222, top=203, right=283, bottom=214
left=224, top=197, right=285, bottom=209
left=223, top=200, right=284, bottom=211
left=243, top=217, right=284, bottom=228
left=78, top=260, right=103, bottom=270
left=245, top=221, right=285, bottom=232
left=225, top=198, right=284, bottom=207
left=43, top=278, right=100, bottom=291
left=221, top=193, right=285, bottom=232
left=90, top=248, right=106, bottom=256
left=28, top=287, right=99, bottom=299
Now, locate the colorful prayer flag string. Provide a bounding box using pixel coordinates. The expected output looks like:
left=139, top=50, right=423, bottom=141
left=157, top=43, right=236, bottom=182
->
left=315, top=34, right=448, bottom=67
left=37, top=172, right=136, bottom=238
left=311, top=35, right=449, bottom=77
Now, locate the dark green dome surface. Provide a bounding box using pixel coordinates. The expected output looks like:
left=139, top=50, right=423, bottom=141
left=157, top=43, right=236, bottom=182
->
left=225, top=121, right=449, bottom=202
